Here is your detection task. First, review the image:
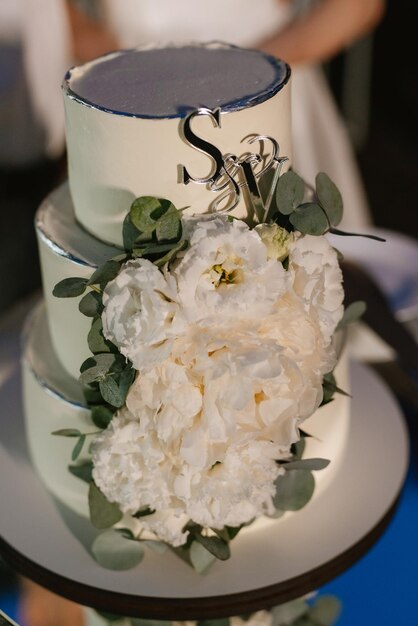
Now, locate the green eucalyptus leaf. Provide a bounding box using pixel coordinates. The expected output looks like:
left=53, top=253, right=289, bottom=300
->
left=141, top=540, right=168, bottom=555
left=72, top=435, right=86, bottom=461
left=291, top=437, right=306, bottom=460
left=91, top=405, right=115, bottom=429
left=52, top=428, right=81, bottom=437
left=123, top=213, right=141, bottom=251
left=109, top=353, right=130, bottom=373
left=130, top=196, right=162, bottom=232
left=116, top=367, right=136, bottom=404
left=322, top=375, right=336, bottom=405
left=132, top=241, right=183, bottom=257
left=68, top=461, right=93, bottom=483
left=199, top=619, right=230, bottom=626
left=94, top=353, right=117, bottom=369
left=83, top=385, right=103, bottom=405
left=88, top=481, right=122, bottom=529
left=88, top=318, right=111, bottom=354
left=154, top=239, right=188, bottom=267
left=275, top=171, right=305, bottom=215
left=323, top=372, right=350, bottom=398
left=308, top=596, right=342, bottom=626
left=80, top=357, right=96, bottom=373
left=283, top=458, right=330, bottom=471
left=189, top=541, right=217, bottom=575
left=78, top=291, right=103, bottom=317
left=329, top=227, right=386, bottom=242
left=155, top=209, right=181, bottom=242
left=99, top=377, right=125, bottom=408
left=289, top=203, right=329, bottom=235
left=299, top=429, right=312, bottom=439
left=91, top=528, right=144, bottom=570
left=212, top=527, right=230, bottom=542
left=337, top=300, right=367, bottom=330
left=225, top=525, right=243, bottom=540
left=193, top=533, right=230, bottom=560
left=316, top=172, right=343, bottom=227
left=273, top=469, right=315, bottom=511
left=271, top=598, right=309, bottom=625
left=88, top=260, right=121, bottom=288
left=130, top=619, right=170, bottom=626
left=79, top=365, right=108, bottom=385
left=79, top=354, right=116, bottom=385
left=53, top=277, right=88, bottom=298
left=96, top=610, right=123, bottom=622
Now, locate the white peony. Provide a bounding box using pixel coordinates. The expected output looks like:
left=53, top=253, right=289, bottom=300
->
left=92, top=412, right=174, bottom=514
left=92, top=404, right=283, bottom=544
left=174, top=216, right=288, bottom=323
left=179, top=440, right=283, bottom=529
left=288, top=235, right=344, bottom=343
left=101, top=258, right=185, bottom=370
left=125, top=359, right=202, bottom=445
left=92, top=219, right=344, bottom=547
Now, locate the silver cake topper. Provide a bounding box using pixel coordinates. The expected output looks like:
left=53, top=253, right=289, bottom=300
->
left=180, top=107, right=288, bottom=221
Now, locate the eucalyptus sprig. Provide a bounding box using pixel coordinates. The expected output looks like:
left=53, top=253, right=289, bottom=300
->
left=52, top=195, right=191, bottom=538
left=272, top=170, right=385, bottom=241
left=52, top=428, right=100, bottom=461
left=123, top=196, right=188, bottom=264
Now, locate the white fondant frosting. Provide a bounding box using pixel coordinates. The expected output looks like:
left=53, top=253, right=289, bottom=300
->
left=23, top=303, right=91, bottom=517
left=36, top=183, right=118, bottom=378
left=63, top=44, right=292, bottom=246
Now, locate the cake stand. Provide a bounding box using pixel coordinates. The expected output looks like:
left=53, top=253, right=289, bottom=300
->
left=0, top=304, right=409, bottom=620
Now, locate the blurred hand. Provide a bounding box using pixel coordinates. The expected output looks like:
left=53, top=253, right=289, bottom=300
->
left=19, top=578, right=84, bottom=626
left=66, top=2, right=119, bottom=64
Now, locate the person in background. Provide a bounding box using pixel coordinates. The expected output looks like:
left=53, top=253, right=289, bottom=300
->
left=65, top=0, right=385, bottom=229
left=12, top=2, right=389, bottom=626
left=0, top=0, right=385, bottom=314
left=0, top=0, right=71, bottom=312
left=96, top=0, right=385, bottom=230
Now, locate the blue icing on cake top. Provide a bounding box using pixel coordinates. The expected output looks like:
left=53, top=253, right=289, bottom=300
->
left=65, top=44, right=290, bottom=119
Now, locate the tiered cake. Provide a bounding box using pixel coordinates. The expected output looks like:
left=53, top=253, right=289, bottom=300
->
left=22, top=44, right=349, bottom=576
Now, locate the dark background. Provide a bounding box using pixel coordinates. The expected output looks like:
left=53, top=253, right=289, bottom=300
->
left=335, top=0, right=418, bottom=239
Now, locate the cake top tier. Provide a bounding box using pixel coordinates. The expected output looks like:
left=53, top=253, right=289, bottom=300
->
left=64, top=43, right=290, bottom=119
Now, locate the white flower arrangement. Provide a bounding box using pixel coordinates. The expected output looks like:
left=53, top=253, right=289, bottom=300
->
left=92, top=215, right=343, bottom=547
left=53, top=171, right=362, bottom=572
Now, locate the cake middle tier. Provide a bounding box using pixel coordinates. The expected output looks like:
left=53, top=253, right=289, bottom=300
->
left=36, top=183, right=119, bottom=379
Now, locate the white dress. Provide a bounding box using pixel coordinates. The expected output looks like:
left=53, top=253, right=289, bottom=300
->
left=102, top=0, right=371, bottom=229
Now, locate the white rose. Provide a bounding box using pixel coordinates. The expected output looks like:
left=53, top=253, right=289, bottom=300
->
left=288, top=235, right=344, bottom=343
left=101, top=258, right=185, bottom=370
left=174, top=216, right=288, bottom=323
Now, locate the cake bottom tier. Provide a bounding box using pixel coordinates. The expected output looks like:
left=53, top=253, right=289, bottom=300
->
left=22, top=301, right=350, bottom=525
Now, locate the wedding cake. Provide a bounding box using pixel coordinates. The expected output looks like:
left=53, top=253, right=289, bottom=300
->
left=22, top=43, right=349, bottom=577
